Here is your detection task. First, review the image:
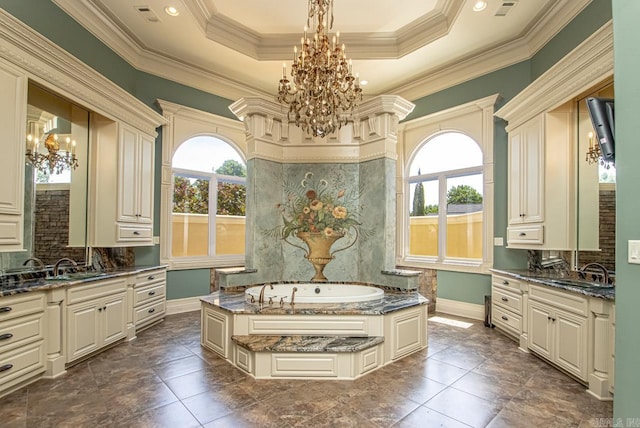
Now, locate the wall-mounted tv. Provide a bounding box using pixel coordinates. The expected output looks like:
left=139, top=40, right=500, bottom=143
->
left=586, top=97, right=615, bottom=162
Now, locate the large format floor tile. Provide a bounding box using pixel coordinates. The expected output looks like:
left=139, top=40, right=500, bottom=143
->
left=0, top=311, right=613, bottom=427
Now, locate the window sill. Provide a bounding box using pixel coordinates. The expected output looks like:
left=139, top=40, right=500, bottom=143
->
left=164, top=255, right=245, bottom=271
left=400, top=256, right=492, bottom=275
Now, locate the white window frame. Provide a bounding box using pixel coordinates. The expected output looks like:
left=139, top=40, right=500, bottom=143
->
left=158, top=100, right=247, bottom=270
left=398, top=94, right=498, bottom=273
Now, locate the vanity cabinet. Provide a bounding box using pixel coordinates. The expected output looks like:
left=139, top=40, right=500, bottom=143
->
left=66, top=278, right=127, bottom=363
left=528, top=283, right=588, bottom=381
left=132, top=268, right=166, bottom=331
left=506, top=108, right=574, bottom=249
left=0, top=293, right=46, bottom=396
left=90, top=115, right=155, bottom=247
left=0, top=59, right=27, bottom=252
left=491, top=273, right=528, bottom=350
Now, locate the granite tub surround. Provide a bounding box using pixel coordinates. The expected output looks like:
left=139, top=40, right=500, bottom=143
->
left=201, top=286, right=428, bottom=380
left=491, top=268, right=615, bottom=300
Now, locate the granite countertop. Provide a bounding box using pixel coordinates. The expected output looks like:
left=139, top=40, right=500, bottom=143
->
left=201, top=289, right=428, bottom=316
left=491, top=269, right=615, bottom=301
left=0, top=265, right=167, bottom=298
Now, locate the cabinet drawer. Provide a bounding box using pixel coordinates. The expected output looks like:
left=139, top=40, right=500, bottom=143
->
left=134, top=269, right=166, bottom=288
left=67, top=277, right=127, bottom=305
left=134, top=300, right=165, bottom=325
left=493, top=287, right=522, bottom=314
left=0, top=293, right=45, bottom=322
left=492, top=274, right=521, bottom=292
left=116, top=224, right=152, bottom=241
left=493, top=306, right=521, bottom=334
left=134, top=282, right=166, bottom=307
left=0, top=312, right=44, bottom=352
left=0, top=340, right=45, bottom=388
left=529, top=283, right=588, bottom=317
left=507, top=224, right=544, bottom=245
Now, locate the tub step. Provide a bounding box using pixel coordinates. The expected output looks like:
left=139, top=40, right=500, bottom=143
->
left=231, top=335, right=384, bottom=353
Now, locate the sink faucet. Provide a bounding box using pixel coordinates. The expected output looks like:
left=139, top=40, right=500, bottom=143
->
left=23, top=257, right=45, bottom=269
left=53, top=258, right=77, bottom=277
left=579, top=263, right=610, bottom=285
left=258, top=284, right=274, bottom=305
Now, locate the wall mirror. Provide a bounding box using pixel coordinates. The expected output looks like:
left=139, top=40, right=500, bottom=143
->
left=1, top=82, right=90, bottom=271
left=575, top=80, right=615, bottom=273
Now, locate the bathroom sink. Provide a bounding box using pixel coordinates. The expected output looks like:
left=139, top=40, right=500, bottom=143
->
left=548, top=278, right=613, bottom=289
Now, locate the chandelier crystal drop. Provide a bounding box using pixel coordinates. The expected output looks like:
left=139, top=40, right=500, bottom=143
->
left=277, top=0, right=363, bottom=137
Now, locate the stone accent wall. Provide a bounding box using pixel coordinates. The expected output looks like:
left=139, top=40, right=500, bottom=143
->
left=34, top=189, right=85, bottom=265
left=578, top=188, right=616, bottom=271
left=396, top=265, right=437, bottom=313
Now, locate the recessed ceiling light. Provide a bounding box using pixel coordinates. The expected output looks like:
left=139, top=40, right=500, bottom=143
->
left=165, top=6, right=179, bottom=16
left=360, top=80, right=368, bottom=86
left=473, top=1, right=487, bottom=12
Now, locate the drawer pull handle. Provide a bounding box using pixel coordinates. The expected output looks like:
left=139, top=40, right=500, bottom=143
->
left=0, top=333, right=13, bottom=341
left=501, top=297, right=509, bottom=302
left=0, top=364, right=13, bottom=372
left=148, top=275, right=155, bottom=280
left=133, top=231, right=141, bottom=236
left=98, top=308, right=103, bottom=312
left=148, top=291, right=156, bottom=296
left=502, top=280, right=509, bottom=285
left=0, top=307, right=12, bottom=313
left=148, top=308, right=155, bottom=314
left=519, top=232, right=526, bottom=236
left=501, top=315, right=508, bottom=321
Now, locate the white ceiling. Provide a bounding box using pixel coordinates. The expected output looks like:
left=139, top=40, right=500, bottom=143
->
left=52, top=0, right=592, bottom=102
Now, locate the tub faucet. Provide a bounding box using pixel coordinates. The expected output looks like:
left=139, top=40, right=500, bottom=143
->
left=23, top=257, right=45, bottom=269
left=578, top=262, right=610, bottom=285
left=258, top=284, right=273, bottom=305
left=290, top=287, right=298, bottom=306
left=53, top=258, right=77, bottom=277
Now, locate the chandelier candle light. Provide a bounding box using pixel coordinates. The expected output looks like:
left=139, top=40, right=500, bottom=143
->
left=25, top=132, right=78, bottom=175
left=277, top=0, right=363, bottom=137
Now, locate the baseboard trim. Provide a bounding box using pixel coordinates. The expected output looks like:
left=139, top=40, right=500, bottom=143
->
left=436, top=298, right=485, bottom=321
left=166, top=296, right=203, bottom=315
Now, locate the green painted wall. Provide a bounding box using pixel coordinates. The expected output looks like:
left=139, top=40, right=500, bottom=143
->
left=166, top=269, right=211, bottom=300
left=436, top=271, right=490, bottom=305
left=612, top=0, right=640, bottom=420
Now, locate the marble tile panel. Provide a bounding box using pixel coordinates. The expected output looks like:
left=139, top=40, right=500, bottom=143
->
left=425, top=387, right=502, bottom=428
left=415, top=358, right=470, bottom=385
left=429, top=346, right=487, bottom=370
left=119, top=401, right=201, bottom=428
left=396, top=405, right=473, bottom=428
left=152, top=354, right=211, bottom=381
left=294, top=402, right=378, bottom=428
left=451, top=371, right=522, bottom=403
left=343, top=388, right=422, bottom=427
left=181, top=385, right=259, bottom=425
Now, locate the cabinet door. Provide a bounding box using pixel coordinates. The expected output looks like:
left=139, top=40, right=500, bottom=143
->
left=528, top=301, right=553, bottom=360
left=522, top=116, right=544, bottom=223
left=508, top=128, right=524, bottom=225
left=102, top=293, right=127, bottom=346
left=0, top=59, right=27, bottom=250
left=554, top=309, right=588, bottom=380
left=67, top=301, right=100, bottom=362
left=137, top=133, right=155, bottom=224
left=118, top=124, right=139, bottom=223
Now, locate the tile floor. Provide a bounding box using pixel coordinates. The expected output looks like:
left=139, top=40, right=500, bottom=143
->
left=0, top=311, right=613, bottom=427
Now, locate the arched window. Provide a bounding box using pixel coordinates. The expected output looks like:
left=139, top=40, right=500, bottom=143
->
left=408, top=132, right=484, bottom=262
left=171, top=136, right=246, bottom=259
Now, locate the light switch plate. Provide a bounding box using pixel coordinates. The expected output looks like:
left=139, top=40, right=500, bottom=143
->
left=494, top=237, right=504, bottom=246
left=629, top=240, right=640, bottom=264
left=153, top=236, right=160, bottom=245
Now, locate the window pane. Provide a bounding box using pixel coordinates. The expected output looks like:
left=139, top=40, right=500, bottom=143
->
left=172, top=174, right=209, bottom=257
left=409, top=180, right=439, bottom=257
left=173, top=136, right=245, bottom=175
left=445, top=174, right=483, bottom=259
left=216, top=180, right=246, bottom=255
left=410, top=132, right=482, bottom=176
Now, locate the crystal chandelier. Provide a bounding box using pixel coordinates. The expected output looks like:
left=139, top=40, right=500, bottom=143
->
left=277, top=0, right=363, bottom=137
left=586, top=131, right=612, bottom=170
left=25, top=132, right=78, bottom=175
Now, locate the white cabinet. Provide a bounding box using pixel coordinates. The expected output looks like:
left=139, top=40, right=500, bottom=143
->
left=0, top=59, right=27, bottom=251
left=90, top=115, right=156, bottom=247
left=528, top=283, right=588, bottom=381
left=0, top=293, right=46, bottom=397
left=66, top=278, right=127, bottom=363
left=491, top=273, right=528, bottom=351
left=132, top=268, right=166, bottom=331
left=506, top=108, right=574, bottom=249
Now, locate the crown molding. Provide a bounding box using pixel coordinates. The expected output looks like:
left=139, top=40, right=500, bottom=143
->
left=0, top=10, right=165, bottom=135
left=495, top=21, right=613, bottom=130
left=391, top=0, right=592, bottom=101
